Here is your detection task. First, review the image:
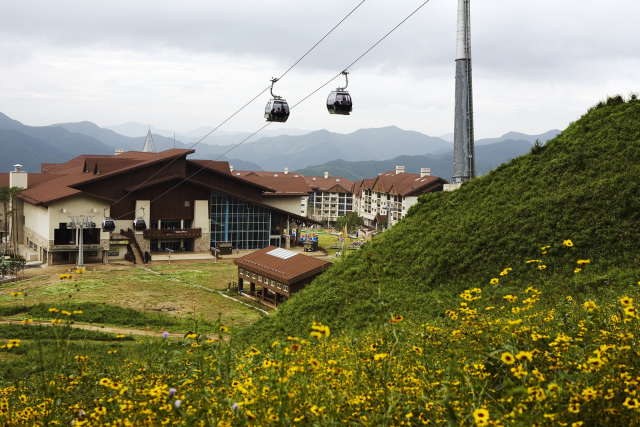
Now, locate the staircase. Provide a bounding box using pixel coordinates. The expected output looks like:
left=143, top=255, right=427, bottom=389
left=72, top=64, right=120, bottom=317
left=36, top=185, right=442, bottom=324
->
left=121, top=229, right=146, bottom=264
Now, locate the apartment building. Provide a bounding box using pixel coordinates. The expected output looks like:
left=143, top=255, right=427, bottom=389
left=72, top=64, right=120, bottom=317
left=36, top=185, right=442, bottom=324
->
left=233, top=168, right=311, bottom=216
left=353, top=166, right=448, bottom=228
left=234, top=169, right=355, bottom=223
left=304, top=173, right=354, bottom=221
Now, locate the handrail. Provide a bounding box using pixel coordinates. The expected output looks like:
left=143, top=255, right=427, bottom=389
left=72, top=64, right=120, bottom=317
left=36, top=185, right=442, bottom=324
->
left=121, top=228, right=146, bottom=263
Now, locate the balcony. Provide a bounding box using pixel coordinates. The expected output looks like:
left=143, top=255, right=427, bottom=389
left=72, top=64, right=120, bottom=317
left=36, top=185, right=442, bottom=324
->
left=143, top=228, right=202, bottom=239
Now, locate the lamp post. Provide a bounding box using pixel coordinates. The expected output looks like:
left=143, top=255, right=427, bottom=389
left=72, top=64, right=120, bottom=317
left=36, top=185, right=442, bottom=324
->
left=67, top=215, right=94, bottom=271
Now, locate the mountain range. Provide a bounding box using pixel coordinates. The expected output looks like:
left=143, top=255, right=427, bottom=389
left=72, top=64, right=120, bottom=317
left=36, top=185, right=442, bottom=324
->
left=295, top=139, right=536, bottom=181
left=0, top=111, right=560, bottom=181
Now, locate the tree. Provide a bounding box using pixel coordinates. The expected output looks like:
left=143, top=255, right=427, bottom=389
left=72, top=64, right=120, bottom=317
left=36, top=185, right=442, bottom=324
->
left=335, top=212, right=365, bottom=234
left=0, top=187, right=8, bottom=255
left=0, top=187, right=23, bottom=256
left=377, top=221, right=388, bottom=232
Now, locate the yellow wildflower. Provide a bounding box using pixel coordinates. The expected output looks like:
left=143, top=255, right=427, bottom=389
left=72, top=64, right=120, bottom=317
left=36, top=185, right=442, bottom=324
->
left=500, top=352, right=515, bottom=365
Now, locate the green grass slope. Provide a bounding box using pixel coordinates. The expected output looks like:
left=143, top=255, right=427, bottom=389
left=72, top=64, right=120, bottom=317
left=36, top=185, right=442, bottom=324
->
left=243, top=96, right=640, bottom=343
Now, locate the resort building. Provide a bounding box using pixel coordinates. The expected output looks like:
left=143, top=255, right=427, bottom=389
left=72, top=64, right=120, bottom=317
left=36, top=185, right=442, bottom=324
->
left=234, top=169, right=355, bottom=223
left=2, top=150, right=320, bottom=266
left=352, top=166, right=448, bottom=228
left=234, top=246, right=331, bottom=307
left=303, top=173, right=354, bottom=221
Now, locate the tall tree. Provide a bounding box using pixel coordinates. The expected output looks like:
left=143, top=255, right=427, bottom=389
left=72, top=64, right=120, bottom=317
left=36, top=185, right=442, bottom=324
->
left=0, top=187, right=8, bottom=255
left=0, top=187, right=23, bottom=256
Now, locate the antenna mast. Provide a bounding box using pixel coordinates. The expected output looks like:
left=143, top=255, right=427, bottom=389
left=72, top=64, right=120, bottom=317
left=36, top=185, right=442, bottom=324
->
left=452, top=0, right=474, bottom=183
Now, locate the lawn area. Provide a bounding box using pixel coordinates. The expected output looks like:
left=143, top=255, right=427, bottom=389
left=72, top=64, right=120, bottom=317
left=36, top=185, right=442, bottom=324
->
left=301, top=228, right=363, bottom=257
left=0, top=261, right=266, bottom=333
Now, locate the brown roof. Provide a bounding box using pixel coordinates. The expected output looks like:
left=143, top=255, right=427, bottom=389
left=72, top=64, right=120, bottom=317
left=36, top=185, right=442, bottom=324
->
left=189, top=162, right=275, bottom=192
left=0, top=173, right=55, bottom=188
left=238, top=174, right=311, bottom=196
left=374, top=214, right=388, bottom=222
left=18, top=149, right=195, bottom=206
left=182, top=178, right=322, bottom=226
left=371, top=171, right=447, bottom=197
left=234, top=246, right=331, bottom=285
left=304, top=176, right=354, bottom=193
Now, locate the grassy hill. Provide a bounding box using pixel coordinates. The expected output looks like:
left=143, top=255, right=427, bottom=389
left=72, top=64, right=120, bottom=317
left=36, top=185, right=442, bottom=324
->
left=244, top=95, right=640, bottom=342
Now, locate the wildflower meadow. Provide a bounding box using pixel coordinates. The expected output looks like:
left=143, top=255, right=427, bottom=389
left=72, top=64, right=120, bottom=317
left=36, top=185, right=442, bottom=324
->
left=2, top=239, right=640, bottom=426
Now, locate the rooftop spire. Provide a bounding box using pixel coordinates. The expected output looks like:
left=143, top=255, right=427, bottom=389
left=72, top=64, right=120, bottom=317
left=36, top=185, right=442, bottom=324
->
left=142, top=128, right=156, bottom=152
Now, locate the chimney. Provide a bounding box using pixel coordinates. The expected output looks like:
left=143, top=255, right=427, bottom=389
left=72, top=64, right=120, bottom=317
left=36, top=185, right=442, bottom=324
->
left=324, top=172, right=329, bottom=179
left=115, top=149, right=124, bottom=155
left=10, top=164, right=28, bottom=189
left=421, top=168, right=431, bottom=177
left=284, top=167, right=289, bottom=175
left=230, top=165, right=234, bottom=173
left=396, top=166, right=405, bottom=174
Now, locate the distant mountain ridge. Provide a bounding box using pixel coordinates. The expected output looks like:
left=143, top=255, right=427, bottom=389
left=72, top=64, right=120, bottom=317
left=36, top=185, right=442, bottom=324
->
left=0, top=111, right=560, bottom=180
left=295, top=139, right=536, bottom=182
left=104, top=122, right=311, bottom=145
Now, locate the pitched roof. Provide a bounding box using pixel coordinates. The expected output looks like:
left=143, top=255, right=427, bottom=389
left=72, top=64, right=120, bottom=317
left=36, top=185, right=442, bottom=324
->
left=237, top=174, right=311, bottom=196
left=17, top=149, right=195, bottom=206
left=371, top=171, right=448, bottom=196
left=234, top=246, right=331, bottom=285
left=188, top=162, right=275, bottom=192
left=304, top=176, right=354, bottom=193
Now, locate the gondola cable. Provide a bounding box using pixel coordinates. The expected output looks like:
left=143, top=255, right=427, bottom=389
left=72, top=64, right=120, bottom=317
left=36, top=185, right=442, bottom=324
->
left=106, top=0, right=368, bottom=221
left=113, top=0, right=433, bottom=222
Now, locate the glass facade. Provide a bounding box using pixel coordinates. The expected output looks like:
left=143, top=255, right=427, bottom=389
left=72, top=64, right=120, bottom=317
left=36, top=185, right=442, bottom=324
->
left=210, top=191, right=271, bottom=250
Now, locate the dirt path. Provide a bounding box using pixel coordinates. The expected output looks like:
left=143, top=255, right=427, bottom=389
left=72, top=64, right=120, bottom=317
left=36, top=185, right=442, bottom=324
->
left=0, top=319, right=184, bottom=338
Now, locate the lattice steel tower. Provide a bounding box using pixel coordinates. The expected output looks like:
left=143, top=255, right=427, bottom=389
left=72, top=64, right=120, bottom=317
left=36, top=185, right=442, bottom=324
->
left=452, top=0, right=474, bottom=183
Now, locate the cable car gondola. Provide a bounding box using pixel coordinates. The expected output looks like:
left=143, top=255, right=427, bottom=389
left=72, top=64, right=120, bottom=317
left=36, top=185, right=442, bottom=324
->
left=327, top=71, right=352, bottom=115
left=133, top=207, right=147, bottom=231
left=102, top=218, right=116, bottom=233
left=264, top=78, right=290, bottom=123
left=327, top=71, right=353, bottom=116
left=101, top=208, right=116, bottom=233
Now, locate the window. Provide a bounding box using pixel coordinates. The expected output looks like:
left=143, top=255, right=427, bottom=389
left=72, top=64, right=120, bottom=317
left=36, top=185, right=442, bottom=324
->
left=283, top=285, right=289, bottom=292
left=210, top=191, right=271, bottom=250
left=185, top=201, right=190, bottom=207
left=258, top=276, right=262, bottom=282
left=239, top=268, right=244, bottom=275
left=252, top=273, right=256, bottom=279
left=271, top=280, right=276, bottom=286
left=277, top=283, right=281, bottom=289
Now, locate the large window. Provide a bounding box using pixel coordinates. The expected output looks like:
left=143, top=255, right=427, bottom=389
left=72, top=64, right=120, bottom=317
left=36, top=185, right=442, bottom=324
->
left=210, top=191, right=271, bottom=250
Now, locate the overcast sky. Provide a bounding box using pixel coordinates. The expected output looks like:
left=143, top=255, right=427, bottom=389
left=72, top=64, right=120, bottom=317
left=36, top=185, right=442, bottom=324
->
left=1, top=0, right=638, bottom=139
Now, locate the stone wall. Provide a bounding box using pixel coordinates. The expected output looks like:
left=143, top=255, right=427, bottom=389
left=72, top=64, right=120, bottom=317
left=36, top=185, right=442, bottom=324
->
left=22, top=226, right=49, bottom=262
left=134, top=233, right=150, bottom=253
left=194, top=235, right=210, bottom=252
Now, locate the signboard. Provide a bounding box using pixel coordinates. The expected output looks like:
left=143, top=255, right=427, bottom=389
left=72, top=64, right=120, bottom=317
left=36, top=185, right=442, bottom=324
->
left=110, top=240, right=129, bottom=245
left=107, top=251, right=120, bottom=257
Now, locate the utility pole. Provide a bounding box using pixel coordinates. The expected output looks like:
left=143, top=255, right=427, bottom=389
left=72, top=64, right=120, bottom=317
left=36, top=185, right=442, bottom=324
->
left=68, top=215, right=94, bottom=271
left=385, top=201, right=396, bottom=230
left=452, top=0, right=475, bottom=184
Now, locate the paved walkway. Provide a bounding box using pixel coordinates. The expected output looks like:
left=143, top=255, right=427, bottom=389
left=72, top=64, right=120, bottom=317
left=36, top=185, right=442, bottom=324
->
left=150, top=246, right=332, bottom=262
left=152, top=252, right=215, bottom=261
left=0, top=319, right=184, bottom=338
